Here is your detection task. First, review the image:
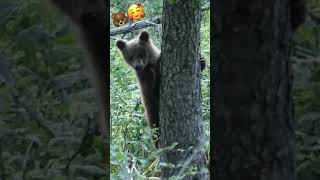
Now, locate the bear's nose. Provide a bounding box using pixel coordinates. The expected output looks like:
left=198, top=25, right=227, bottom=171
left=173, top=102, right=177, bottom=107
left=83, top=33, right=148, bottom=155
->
left=119, top=21, right=123, bottom=25
left=135, top=65, right=143, bottom=71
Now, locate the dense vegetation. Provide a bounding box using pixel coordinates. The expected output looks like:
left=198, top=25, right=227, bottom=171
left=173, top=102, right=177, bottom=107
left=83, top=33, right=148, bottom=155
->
left=0, top=1, right=106, bottom=179
left=292, top=1, right=320, bottom=179
left=0, top=0, right=318, bottom=179
left=110, top=1, right=210, bottom=178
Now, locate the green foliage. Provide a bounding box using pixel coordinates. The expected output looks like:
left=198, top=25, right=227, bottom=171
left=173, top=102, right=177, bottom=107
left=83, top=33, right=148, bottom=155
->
left=4, top=0, right=320, bottom=179
left=0, top=0, right=206, bottom=179
left=293, top=1, right=320, bottom=180
left=0, top=0, right=106, bottom=179
left=168, top=0, right=176, bottom=5
left=110, top=1, right=210, bottom=179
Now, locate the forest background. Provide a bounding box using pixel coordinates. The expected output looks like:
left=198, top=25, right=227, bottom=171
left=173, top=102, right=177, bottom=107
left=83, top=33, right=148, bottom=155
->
left=0, top=0, right=318, bottom=179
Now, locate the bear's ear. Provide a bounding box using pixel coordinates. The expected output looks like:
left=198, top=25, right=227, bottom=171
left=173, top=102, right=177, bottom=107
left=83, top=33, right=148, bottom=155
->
left=116, top=40, right=127, bottom=50
left=139, top=31, right=149, bottom=42
left=112, top=13, right=116, bottom=19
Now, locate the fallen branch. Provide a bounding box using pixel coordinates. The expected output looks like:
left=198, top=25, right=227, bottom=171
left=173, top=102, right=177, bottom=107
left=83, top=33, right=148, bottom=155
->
left=110, top=4, right=210, bottom=37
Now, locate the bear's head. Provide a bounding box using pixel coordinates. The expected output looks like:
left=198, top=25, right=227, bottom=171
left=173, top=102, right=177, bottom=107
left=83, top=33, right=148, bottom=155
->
left=116, top=31, right=160, bottom=72
left=112, top=11, right=128, bottom=27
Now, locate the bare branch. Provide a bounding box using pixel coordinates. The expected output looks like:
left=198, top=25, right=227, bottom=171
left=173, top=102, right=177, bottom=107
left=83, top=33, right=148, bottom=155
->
left=110, top=4, right=210, bottom=37
left=22, top=141, right=35, bottom=179
left=110, top=17, right=162, bottom=37
left=64, top=117, right=91, bottom=174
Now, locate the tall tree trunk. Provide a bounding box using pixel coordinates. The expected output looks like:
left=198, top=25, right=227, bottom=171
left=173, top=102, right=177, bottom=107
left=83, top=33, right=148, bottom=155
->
left=0, top=140, right=4, bottom=180
left=160, top=0, right=207, bottom=179
left=213, top=0, right=294, bottom=180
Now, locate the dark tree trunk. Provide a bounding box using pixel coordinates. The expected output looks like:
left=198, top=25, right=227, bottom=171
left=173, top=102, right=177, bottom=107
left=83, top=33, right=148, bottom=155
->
left=0, top=140, right=4, bottom=180
left=213, top=0, right=294, bottom=180
left=160, top=0, right=207, bottom=179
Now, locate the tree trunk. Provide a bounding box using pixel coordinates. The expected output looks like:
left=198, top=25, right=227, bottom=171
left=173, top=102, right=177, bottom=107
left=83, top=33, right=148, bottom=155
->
left=213, top=0, right=294, bottom=180
left=0, top=140, right=4, bottom=180
left=160, top=0, right=207, bottom=179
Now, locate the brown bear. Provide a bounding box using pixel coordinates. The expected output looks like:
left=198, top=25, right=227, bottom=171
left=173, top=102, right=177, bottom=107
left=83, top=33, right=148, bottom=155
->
left=112, top=11, right=129, bottom=27
left=116, top=31, right=161, bottom=147
left=116, top=31, right=206, bottom=147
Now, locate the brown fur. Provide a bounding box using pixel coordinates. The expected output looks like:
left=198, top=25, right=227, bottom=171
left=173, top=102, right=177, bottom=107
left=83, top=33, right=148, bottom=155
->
left=49, top=0, right=108, bottom=137
left=116, top=31, right=206, bottom=147
left=116, top=31, right=161, bottom=147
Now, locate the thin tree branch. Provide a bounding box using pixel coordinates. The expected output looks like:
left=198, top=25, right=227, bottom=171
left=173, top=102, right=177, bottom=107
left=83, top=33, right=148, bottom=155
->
left=176, top=145, right=207, bottom=178
left=110, top=4, right=210, bottom=37
left=11, top=94, right=55, bottom=138
left=64, top=117, right=91, bottom=174
left=110, top=17, right=162, bottom=37
left=308, top=10, right=320, bottom=24
left=22, top=141, right=35, bottom=180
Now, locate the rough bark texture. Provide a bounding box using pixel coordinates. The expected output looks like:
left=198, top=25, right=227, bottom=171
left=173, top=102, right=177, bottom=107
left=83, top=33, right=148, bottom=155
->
left=160, top=0, right=207, bottom=179
left=213, top=0, right=295, bottom=180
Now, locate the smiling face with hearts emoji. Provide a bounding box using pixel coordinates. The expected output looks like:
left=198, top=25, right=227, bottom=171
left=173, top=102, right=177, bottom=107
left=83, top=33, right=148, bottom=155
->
left=127, top=2, right=145, bottom=21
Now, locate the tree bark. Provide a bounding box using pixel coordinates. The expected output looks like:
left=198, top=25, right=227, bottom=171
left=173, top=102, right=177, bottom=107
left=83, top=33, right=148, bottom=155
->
left=160, top=0, right=207, bottom=179
left=0, top=140, right=5, bottom=180
left=213, top=0, right=295, bottom=180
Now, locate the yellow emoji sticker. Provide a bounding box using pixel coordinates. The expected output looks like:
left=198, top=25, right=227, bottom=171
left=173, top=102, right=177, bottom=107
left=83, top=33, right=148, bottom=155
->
left=128, top=2, right=145, bottom=21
